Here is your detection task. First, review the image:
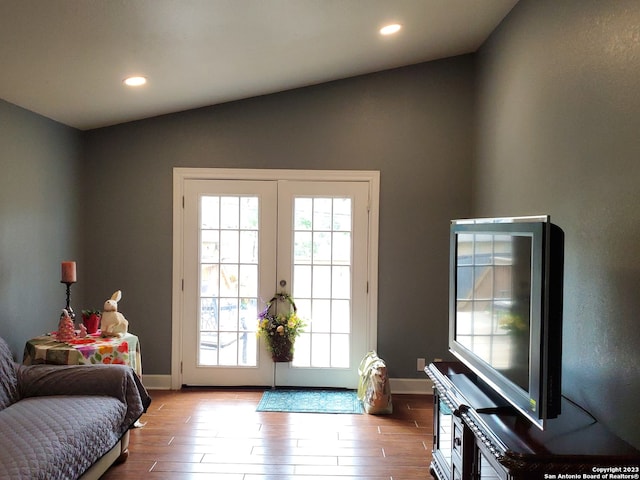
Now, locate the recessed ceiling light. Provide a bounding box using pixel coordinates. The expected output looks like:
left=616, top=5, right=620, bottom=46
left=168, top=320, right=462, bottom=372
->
left=380, top=24, right=402, bottom=36
left=123, top=76, right=147, bottom=87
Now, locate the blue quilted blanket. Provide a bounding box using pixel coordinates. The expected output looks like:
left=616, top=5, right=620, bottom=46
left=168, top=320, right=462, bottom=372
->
left=0, top=395, right=126, bottom=479
left=0, top=336, right=151, bottom=479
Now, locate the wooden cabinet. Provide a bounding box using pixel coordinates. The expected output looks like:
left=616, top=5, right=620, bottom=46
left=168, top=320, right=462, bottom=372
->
left=426, top=362, right=640, bottom=480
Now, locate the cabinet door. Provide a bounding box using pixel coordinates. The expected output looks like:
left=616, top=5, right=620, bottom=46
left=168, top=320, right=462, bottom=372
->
left=435, top=397, right=454, bottom=471
left=452, top=463, right=463, bottom=480
left=452, top=417, right=464, bottom=462
left=475, top=441, right=508, bottom=480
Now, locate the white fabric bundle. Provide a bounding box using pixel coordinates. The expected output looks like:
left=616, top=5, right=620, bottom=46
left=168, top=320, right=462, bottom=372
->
left=357, top=351, right=392, bottom=414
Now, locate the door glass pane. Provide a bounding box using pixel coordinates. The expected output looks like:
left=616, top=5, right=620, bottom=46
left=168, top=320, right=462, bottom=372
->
left=240, top=231, right=258, bottom=263
left=293, top=265, right=311, bottom=297
left=220, top=230, right=239, bottom=263
left=292, top=197, right=353, bottom=368
left=311, top=333, right=330, bottom=367
left=220, top=197, right=239, bottom=229
left=294, top=198, right=313, bottom=230
left=312, top=300, right=331, bottom=332
left=333, top=199, right=351, bottom=231
left=294, top=231, right=312, bottom=263
left=331, top=334, right=349, bottom=368
left=201, top=197, right=220, bottom=228
left=332, top=266, right=351, bottom=298
left=312, top=266, right=332, bottom=298
left=313, top=198, right=332, bottom=230
left=201, top=230, right=219, bottom=262
left=199, top=195, right=259, bottom=367
left=332, top=300, right=350, bottom=333
left=313, top=231, right=332, bottom=263
left=240, top=197, right=258, bottom=229
left=332, top=232, right=351, bottom=264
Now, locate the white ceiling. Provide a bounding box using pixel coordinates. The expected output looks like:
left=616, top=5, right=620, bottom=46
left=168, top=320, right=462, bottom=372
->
left=0, top=0, right=518, bottom=130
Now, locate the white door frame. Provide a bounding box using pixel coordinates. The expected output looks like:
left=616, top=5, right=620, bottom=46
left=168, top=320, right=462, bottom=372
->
left=171, top=168, right=380, bottom=389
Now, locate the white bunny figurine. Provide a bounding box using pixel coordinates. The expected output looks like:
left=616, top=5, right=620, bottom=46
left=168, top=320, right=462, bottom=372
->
left=100, top=290, right=129, bottom=337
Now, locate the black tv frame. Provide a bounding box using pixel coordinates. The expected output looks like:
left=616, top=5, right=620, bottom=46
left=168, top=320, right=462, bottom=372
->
left=448, top=215, right=564, bottom=430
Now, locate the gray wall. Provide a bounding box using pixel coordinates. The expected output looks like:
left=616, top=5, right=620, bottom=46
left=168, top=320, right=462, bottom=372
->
left=476, top=0, right=640, bottom=448
left=0, top=99, right=82, bottom=357
left=81, top=57, right=476, bottom=379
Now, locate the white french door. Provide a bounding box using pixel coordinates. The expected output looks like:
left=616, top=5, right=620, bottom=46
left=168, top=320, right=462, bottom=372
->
left=181, top=179, right=277, bottom=386
left=172, top=169, right=379, bottom=389
left=275, top=181, right=370, bottom=387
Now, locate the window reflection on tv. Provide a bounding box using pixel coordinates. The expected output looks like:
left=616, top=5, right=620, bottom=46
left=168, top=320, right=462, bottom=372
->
left=455, top=233, right=532, bottom=391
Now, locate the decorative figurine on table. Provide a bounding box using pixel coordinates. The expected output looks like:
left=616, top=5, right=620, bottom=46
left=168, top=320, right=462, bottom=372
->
left=100, top=290, right=129, bottom=337
left=77, top=324, right=88, bottom=338
left=56, top=309, right=76, bottom=342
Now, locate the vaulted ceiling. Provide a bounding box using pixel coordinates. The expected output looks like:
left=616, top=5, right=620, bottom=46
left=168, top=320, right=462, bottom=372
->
left=0, top=0, right=518, bottom=130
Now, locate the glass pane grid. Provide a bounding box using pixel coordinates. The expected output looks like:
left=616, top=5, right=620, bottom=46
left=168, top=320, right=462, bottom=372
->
left=292, top=196, right=353, bottom=369
left=199, top=195, right=259, bottom=367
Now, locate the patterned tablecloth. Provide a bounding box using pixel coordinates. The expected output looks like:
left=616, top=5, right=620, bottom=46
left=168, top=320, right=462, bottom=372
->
left=23, top=333, right=142, bottom=377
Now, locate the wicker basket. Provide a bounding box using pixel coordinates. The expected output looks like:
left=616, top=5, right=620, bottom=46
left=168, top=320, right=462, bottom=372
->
left=259, top=294, right=299, bottom=363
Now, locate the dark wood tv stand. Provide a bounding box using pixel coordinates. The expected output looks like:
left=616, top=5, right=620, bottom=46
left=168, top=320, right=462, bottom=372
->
left=426, top=362, right=640, bottom=480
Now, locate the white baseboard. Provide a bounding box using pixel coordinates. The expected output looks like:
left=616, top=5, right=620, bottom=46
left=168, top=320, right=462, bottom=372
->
left=141, top=374, right=172, bottom=390
left=389, top=377, right=433, bottom=395
left=141, top=375, right=433, bottom=395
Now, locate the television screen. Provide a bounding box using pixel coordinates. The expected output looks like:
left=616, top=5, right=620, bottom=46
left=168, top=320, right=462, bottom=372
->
left=455, top=232, right=532, bottom=391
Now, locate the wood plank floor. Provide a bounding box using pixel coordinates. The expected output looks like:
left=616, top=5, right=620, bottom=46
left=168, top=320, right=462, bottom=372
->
left=101, top=389, right=434, bottom=480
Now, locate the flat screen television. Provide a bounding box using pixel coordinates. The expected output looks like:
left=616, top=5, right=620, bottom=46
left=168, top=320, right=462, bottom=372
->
left=449, top=215, right=564, bottom=430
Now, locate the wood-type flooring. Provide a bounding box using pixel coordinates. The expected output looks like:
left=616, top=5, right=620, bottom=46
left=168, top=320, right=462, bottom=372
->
left=101, top=389, right=434, bottom=480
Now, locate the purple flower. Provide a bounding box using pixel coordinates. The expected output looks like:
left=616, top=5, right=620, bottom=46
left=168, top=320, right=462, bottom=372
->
left=258, top=304, right=271, bottom=320
left=78, top=346, right=97, bottom=359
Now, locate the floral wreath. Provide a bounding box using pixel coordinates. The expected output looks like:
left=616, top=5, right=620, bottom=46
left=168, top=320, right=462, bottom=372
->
left=257, top=293, right=305, bottom=359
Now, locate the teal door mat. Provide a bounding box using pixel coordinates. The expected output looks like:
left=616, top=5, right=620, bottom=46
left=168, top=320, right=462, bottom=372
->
left=256, top=389, right=364, bottom=414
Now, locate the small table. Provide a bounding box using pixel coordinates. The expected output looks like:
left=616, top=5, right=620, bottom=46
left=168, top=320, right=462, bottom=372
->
left=23, top=333, right=142, bottom=377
